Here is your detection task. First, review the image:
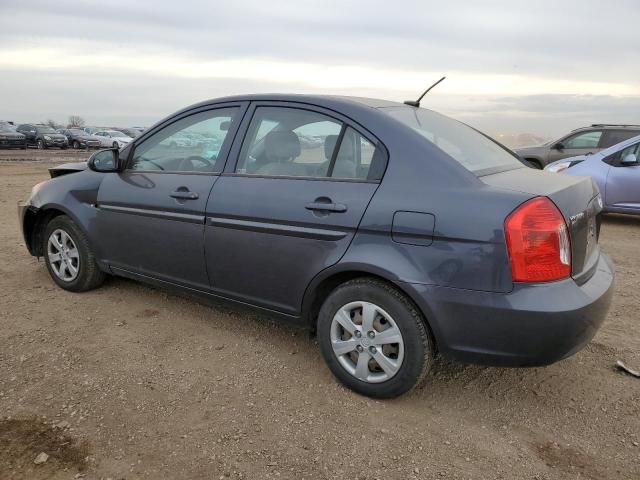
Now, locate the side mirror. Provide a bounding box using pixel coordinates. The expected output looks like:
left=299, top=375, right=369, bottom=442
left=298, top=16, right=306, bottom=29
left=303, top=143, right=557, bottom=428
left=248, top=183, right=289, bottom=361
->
left=622, top=153, right=638, bottom=165
left=552, top=142, right=564, bottom=150
left=88, top=148, right=120, bottom=172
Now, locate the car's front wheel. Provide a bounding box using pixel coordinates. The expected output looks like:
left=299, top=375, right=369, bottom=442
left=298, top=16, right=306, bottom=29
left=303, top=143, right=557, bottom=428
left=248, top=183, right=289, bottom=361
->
left=43, top=216, right=106, bottom=292
left=37, top=139, right=45, bottom=149
left=317, top=278, right=434, bottom=398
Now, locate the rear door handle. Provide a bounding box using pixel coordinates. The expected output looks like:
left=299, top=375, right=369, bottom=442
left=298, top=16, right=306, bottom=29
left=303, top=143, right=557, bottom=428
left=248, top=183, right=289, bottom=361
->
left=170, top=190, right=199, bottom=200
left=305, top=202, right=348, bottom=213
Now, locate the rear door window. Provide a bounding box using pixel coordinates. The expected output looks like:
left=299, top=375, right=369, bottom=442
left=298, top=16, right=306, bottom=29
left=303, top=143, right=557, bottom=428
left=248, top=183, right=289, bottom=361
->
left=601, top=130, right=640, bottom=148
left=235, top=107, right=343, bottom=177
left=235, top=106, right=386, bottom=181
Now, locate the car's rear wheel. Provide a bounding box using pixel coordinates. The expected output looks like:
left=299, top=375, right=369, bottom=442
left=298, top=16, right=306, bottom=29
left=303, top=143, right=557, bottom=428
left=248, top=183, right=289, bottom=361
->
left=317, top=278, right=434, bottom=398
left=43, top=216, right=105, bottom=292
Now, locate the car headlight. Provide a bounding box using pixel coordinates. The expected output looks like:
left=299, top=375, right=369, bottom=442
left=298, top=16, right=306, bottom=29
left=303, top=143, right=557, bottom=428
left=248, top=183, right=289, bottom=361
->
left=44, top=135, right=51, bottom=140
left=545, top=160, right=583, bottom=173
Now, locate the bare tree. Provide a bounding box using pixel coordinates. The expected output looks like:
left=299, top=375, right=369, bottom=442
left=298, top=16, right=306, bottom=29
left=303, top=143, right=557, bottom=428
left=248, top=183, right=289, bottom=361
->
left=45, top=119, right=63, bottom=129
left=68, top=115, right=86, bottom=128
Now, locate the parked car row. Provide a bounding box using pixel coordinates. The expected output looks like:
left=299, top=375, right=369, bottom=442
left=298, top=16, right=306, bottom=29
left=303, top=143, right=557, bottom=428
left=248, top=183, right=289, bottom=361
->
left=0, top=121, right=145, bottom=150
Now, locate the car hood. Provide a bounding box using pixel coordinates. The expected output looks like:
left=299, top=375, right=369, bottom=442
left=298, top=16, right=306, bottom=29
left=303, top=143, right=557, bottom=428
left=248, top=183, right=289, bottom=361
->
left=48, top=162, right=88, bottom=178
left=545, top=153, right=597, bottom=171
left=0, top=132, right=25, bottom=138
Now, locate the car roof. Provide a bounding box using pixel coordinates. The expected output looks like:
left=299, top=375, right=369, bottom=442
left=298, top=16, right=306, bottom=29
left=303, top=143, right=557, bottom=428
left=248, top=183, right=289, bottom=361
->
left=572, top=124, right=640, bottom=132
left=182, top=93, right=407, bottom=113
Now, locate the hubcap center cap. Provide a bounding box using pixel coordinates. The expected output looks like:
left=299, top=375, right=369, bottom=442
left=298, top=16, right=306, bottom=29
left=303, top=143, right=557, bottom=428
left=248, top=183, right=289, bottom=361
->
left=360, top=336, right=372, bottom=348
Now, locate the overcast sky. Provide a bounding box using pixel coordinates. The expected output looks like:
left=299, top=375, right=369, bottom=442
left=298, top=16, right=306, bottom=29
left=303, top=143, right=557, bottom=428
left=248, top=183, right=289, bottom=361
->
left=1, top=0, right=639, bottom=138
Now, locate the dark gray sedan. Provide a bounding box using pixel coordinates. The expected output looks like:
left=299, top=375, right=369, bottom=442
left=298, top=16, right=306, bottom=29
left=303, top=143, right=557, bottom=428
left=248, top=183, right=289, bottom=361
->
left=18, top=94, right=614, bottom=398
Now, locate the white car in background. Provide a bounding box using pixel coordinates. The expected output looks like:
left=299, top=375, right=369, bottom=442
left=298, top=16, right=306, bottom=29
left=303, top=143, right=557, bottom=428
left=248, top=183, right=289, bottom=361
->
left=93, top=130, right=132, bottom=149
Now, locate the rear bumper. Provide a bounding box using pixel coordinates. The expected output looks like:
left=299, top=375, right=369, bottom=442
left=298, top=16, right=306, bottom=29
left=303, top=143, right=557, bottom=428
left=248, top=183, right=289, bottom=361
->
left=403, top=252, right=614, bottom=366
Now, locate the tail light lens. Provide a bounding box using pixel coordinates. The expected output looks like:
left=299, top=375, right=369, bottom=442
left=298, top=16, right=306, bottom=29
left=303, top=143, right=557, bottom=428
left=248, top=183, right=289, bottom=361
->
left=505, top=197, right=571, bottom=282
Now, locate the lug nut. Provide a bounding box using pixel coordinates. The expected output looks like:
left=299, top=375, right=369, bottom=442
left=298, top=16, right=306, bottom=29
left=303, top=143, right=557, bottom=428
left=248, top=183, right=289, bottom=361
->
left=367, top=331, right=375, bottom=339
left=356, top=345, right=364, bottom=353
left=369, top=346, right=377, bottom=354
left=354, top=330, right=362, bottom=338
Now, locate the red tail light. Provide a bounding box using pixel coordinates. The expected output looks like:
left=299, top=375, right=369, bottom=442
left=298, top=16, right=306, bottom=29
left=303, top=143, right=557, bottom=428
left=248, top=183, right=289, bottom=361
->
left=505, top=197, right=571, bottom=282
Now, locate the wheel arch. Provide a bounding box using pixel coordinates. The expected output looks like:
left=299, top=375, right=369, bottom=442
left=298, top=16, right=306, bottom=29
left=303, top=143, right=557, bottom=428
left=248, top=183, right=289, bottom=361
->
left=24, top=204, right=84, bottom=257
left=301, top=264, right=440, bottom=351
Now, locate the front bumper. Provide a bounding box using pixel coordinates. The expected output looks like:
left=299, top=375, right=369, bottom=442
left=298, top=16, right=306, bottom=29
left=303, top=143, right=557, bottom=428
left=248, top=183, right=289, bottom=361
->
left=45, top=139, right=68, bottom=147
left=403, top=252, right=615, bottom=366
left=18, top=200, right=38, bottom=255
left=0, top=138, right=26, bottom=148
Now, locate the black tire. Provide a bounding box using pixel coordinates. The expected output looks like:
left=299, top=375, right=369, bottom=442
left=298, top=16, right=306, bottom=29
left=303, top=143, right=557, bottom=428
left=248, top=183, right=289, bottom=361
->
left=317, top=278, right=434, bottom=398
left=73, top=141, right=80, bottom=149
left=42, top=215, right=106, bottom=292
left=37, top=139, right=45, bottom=149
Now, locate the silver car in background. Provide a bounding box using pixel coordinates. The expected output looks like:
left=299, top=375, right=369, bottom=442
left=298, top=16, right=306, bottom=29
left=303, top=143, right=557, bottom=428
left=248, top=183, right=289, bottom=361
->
left=545, top=134, right=640, bottom=216
left=516, top=124, right=640, bottom=169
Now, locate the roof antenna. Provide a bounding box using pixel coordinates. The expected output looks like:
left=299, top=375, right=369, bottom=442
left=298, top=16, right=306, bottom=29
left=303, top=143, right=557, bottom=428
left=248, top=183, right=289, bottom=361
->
left=404, top=76, right=446, bottom=107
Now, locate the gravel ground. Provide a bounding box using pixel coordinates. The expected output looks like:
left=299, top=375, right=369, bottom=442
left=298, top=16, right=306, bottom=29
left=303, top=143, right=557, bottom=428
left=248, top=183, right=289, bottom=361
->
left=1, top=149, right=639, bottom=479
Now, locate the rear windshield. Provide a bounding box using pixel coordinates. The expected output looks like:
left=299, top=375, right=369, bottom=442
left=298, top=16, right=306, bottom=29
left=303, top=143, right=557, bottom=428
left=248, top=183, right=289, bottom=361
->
left=382, top=106, right=523, bottom=175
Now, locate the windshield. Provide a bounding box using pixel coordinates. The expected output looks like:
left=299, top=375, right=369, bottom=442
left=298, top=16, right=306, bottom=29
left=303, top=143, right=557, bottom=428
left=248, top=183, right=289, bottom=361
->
left=0, top=124, right=15, bottom=132
left=38, top=127, right=57, bottom=134
left=382, top=107, right=523, bottom=175
left=106, top=130, right=124, bottom=136
left=69, top=129, right=85, bottom=135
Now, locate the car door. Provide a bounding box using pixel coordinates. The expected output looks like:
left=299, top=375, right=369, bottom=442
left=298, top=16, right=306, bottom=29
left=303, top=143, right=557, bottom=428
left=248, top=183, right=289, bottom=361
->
left=205, top=103, right=387, bottom=315
left=548, top=129, right=604, bottom=163
left=604, top=141, right=640, bottom=212
left=18, top=125, right=36, bottom=145
left=94, top=103, right=246, bottom=290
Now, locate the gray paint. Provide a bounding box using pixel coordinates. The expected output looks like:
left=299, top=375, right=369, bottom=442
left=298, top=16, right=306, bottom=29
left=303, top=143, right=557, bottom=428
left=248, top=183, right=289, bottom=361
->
left=19, top=94, right=615, bottom=367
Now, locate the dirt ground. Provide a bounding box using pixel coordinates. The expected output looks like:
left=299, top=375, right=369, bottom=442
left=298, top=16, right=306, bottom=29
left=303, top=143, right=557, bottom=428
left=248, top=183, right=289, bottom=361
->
left=1, top=149, right=639, bottom=480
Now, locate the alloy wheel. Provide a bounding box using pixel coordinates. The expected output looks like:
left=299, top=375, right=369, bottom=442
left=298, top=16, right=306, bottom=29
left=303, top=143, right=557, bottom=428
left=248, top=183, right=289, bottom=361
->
left=47, top=229, right=80, bottom=282
left=330, top=301, right=405, bottom=383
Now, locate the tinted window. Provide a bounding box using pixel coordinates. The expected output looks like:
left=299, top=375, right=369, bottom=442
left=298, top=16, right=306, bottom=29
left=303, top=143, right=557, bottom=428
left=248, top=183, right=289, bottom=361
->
left=129, top=107, right=238, bottom=173
left=383, top=106, right=521, bottom=175
left=601, top=130, right=640, bottom=148
left=562, top=130, right=602, bottom=149
left=236, top=107, right=342, bottom=177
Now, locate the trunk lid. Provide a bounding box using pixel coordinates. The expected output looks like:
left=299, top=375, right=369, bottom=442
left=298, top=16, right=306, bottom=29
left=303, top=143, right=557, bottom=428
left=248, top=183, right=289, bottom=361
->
left=482, top=168, right=602, bottom=282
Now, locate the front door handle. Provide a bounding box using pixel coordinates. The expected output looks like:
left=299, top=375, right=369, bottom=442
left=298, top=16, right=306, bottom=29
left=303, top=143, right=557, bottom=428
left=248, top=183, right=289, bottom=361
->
left=170, top=190, right=199, bottom=200
left=305, top=202, right=348, bottom=213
